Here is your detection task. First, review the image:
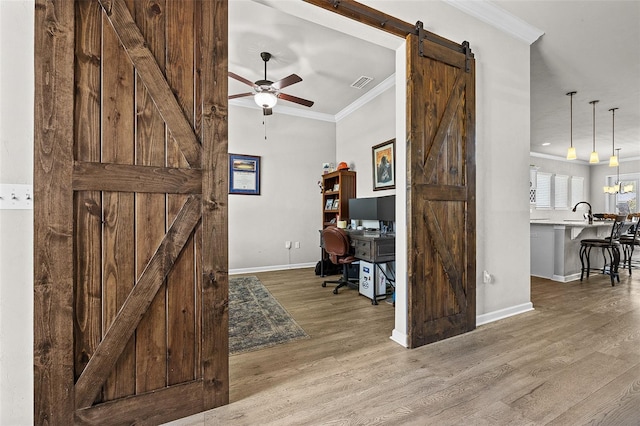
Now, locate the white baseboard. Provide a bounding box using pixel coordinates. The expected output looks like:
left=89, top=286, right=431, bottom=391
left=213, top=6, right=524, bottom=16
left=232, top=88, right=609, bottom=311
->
left=476, top=302, right=534, bottom=326
left=229, top=262, right=316, bottom=275
left=390, top=329, right=408, bottom=347
left=552, top=273, right=581, bottom=282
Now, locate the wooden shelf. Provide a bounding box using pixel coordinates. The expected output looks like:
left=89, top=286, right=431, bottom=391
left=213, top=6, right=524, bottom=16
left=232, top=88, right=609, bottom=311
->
left=321, top=170, right=356, bottom=228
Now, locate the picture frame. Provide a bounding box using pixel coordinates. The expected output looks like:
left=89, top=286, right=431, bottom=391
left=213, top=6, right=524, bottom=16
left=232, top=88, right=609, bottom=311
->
left=372, top=139, right=395, bottom=191
left=229, top=153, right=260, bottom=195
left=333, top=183, right=340, bottom=192
left=332, top=199, right=340, bottom=210
left=325, top=198, right=334, bottom=210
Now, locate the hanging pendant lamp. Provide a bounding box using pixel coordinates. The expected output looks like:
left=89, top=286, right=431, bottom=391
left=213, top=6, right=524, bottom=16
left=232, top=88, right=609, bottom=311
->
left=608, top=107, right=619, bottom=167
left=604, top=149, right=623, bottom=194
left=566, top=91, right=577, bottom=160
left=589, top=100, right=599, bottom=164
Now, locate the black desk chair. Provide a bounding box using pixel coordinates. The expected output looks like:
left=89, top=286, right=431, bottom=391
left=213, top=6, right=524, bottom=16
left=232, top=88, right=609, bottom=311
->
left=579, top=214, right=627, bottom=286
left=621, top=219, right=640, bottom=274
left=321, top=226, right=358, bottom=294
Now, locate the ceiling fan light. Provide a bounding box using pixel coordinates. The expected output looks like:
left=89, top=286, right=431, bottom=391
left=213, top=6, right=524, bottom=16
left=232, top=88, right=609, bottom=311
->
left=609, top=155, right=619, bottom=167
left=254, top=92, right=277, bottom=109
left=566, top=146, right=577, bottom=160
left=589, top=151, right=599, bottom=164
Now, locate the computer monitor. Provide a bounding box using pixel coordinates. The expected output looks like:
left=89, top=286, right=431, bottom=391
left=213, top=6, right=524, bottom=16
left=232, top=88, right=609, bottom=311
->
left=348, top=195, right=395, bottom=221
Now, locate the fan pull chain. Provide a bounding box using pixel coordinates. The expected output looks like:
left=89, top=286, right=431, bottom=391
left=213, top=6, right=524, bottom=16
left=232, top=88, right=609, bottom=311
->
left=263, top=117, right=267, bottom=140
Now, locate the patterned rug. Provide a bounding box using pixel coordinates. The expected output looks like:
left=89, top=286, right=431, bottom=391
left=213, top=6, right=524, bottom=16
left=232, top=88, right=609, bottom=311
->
left=229, top=276, right=309, bottom=354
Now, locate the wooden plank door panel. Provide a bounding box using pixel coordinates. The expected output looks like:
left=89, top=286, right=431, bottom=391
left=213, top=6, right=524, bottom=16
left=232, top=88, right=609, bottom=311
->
left=407, top=33, right=476, bottom=348
left=299, top=1, right=476, bottom=349
left=34, top=0, right=229, bottom=423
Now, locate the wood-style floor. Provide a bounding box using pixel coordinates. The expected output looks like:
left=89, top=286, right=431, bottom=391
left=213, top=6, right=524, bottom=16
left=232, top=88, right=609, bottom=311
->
left=168, top=268, right=640, bottom=425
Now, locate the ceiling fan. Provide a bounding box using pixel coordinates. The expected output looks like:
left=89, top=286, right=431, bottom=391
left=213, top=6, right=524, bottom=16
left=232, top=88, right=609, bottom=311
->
left=229, top=52, right=314, bottom=116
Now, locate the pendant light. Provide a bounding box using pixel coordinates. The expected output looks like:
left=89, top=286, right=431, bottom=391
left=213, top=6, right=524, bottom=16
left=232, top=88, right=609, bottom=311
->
left=566, top=91, right=577, bottom=160
left=608, top=107, right=619, bottom=167
left=604, top=148, right=623, bottom=195
left=589, top=100, right=599, bottom=164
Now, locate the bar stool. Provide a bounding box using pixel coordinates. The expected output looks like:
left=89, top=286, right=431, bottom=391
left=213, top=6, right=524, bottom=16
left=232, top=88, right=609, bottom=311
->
left=579, top=214, right=626, bottom=286
left=620, top=217, right=640, bottom=274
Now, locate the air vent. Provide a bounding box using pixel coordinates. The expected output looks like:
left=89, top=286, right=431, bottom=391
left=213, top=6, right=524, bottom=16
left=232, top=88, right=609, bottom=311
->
left=350, top=76, right=374, bottom=89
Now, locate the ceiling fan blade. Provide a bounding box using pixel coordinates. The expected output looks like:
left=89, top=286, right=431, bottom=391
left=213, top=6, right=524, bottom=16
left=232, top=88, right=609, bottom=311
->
left=278, top=92, right=314, bottom=108
left=229, top=72, right=255, bottom=87
left=271, top=74, right=302, bottom=90
left=229, top=92, right=253, bottom=100
left=263, top=108, right=273, bottom=116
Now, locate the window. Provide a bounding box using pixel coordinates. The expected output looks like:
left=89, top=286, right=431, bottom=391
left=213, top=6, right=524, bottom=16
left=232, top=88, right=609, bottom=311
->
left=536, top=172, right=552, bottom=209
left=617, top=180, right=638, bottom=213
left=554, top=174, right=569, bottom=210
left=570, top=176, right=584, bottom=208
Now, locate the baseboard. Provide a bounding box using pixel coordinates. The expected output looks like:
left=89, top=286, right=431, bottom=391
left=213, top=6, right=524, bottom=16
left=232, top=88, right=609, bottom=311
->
left=229, top=262, right=316, bottom=275
left=551, top=273, right=581, bottom=282
left=476, top=302, right=534, bottom=326
left=390, top=329, right=408, bottom=347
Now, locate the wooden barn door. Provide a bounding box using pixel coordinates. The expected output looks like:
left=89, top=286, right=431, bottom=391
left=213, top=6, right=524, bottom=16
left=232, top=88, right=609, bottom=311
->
left=406, top=30, right=476, bottom=347
left=34, top=0, right=229, bottom=424
left=303, top=1, right=476, bottom=349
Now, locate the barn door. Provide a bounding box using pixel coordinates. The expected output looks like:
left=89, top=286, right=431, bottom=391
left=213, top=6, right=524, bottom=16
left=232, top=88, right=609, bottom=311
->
left=406, top=30, right=476, bottom=347
left=302, top=1, right=476, bottom=349
left=34, top=0, right=229, bottom=424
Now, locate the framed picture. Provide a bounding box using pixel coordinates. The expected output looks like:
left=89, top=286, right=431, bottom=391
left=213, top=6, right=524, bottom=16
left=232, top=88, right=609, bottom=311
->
left=325, top=198, right=334, bottom=210
left=332, top=199, right=340, bottom=210
left=372, top=139, right=395, bottom=191
left=333, top=183, right=340, bottom=192
left=229, top=154, right=260, bottom=195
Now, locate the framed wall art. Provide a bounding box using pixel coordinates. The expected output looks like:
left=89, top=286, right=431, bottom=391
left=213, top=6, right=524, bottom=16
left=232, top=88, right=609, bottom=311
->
left=372, top=139, right=395, bottom=191
left=229, top=153, right=260, bottom=195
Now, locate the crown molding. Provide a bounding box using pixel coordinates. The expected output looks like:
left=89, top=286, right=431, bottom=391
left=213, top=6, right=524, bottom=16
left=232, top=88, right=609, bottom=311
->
left=335, top=74, right=396, bottom=122
left=228, top=98, right=336, bottom=122
left=530, top=151, right=640, bottom=165
left=229, top=73, right=396, bottom=123
left=530, top=151, right=589, bottom=164
left=442, top=0, right=544, bottom=45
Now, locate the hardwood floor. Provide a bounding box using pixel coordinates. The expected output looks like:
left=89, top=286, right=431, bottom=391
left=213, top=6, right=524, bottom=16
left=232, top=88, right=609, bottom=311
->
left=167, top=269, right=640, bottom=425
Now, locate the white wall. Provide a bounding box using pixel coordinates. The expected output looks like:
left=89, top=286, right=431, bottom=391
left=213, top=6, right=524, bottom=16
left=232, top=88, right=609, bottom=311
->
left=0, top=1, right=34, bottom=424
left=336, top=86, right=396, bottom=198
left=228, top=106, right=335, bottom=271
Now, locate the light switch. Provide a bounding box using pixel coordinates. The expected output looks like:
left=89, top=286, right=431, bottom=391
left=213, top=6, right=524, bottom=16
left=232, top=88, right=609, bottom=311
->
left=0, top=184, right=33, bottom=210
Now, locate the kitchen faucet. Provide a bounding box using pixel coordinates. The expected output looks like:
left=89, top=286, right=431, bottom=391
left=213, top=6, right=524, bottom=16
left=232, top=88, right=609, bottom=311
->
left=572, top=201, right=593, bottom=224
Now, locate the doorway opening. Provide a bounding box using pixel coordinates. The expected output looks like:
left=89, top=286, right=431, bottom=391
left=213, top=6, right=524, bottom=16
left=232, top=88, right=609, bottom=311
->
left=226, top=0, right=406, bottom=400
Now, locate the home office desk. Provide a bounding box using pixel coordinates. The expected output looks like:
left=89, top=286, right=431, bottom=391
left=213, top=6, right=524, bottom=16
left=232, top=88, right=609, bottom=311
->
left=348, top=230, right=395, bottom=304
left=319, top=228, right=395, bottom=304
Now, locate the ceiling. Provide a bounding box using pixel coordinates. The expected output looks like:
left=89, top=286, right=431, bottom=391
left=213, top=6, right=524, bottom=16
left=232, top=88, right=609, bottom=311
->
left=228, top=1, right=396, bottom=119
left=229, top=1, right=640, bottom=161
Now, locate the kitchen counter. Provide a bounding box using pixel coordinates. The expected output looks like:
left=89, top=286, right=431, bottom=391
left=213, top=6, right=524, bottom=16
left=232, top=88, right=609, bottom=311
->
left=530, top=220, right=614, bottom=282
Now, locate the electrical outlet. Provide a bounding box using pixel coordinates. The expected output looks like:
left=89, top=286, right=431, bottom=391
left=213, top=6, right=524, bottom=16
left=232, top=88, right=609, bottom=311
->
left=285, top=241, right=292, bottom=249
left=294, top=242, right=300, bottom=249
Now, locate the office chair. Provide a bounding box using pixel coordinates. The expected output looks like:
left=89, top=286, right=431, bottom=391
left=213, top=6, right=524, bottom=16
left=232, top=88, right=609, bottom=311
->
left=321, top=226, right=358, bottom=294
left=579, top=214, right=626, bottom=286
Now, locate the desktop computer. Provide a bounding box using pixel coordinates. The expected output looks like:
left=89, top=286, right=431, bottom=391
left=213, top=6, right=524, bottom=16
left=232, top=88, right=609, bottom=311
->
left=359, top=261, right=387, bottom=301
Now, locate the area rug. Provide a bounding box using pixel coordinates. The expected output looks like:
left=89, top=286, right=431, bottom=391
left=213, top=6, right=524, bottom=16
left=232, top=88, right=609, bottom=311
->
left=229, top=276, right=309, bottom=354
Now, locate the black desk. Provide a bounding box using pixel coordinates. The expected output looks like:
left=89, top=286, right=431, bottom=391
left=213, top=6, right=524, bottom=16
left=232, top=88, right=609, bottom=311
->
left=319, top=229, right=395, bottom=304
